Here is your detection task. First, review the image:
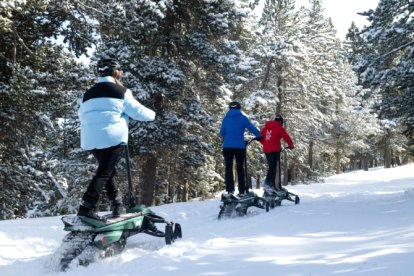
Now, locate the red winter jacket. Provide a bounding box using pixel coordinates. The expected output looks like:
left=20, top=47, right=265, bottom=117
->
left=260, top=121, right=294, bottom=153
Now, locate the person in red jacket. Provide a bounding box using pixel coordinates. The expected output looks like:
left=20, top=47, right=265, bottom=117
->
left=260, top=115, right=294, bottom=191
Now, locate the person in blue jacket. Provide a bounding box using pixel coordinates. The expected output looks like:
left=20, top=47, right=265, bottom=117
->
left=77, top=57, right=155, bottom=219
left=220, top=101, right=262, bottom=197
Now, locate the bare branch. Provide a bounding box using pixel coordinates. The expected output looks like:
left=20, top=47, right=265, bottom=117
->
left=12, top=26, right=34, bottom=56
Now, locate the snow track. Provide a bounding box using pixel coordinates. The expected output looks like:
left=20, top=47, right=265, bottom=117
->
left=1, top=165, right=414, bottom=275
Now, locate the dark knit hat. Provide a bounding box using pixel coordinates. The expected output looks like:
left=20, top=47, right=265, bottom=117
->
left=97, top=57, right=121, bottom=76
left=274, top=114, right=284, bottom=125
left=229, top=101, right=241, bottom=109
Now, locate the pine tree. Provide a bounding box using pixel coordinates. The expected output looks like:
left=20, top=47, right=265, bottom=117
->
left=0, top=0, right=95, bottom=218
left=70, top=0, right=254, bottom=205
left=356, top=0, right=414, bottom=137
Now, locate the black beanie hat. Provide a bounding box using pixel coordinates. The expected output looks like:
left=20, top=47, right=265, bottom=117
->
left=97, top=57, right=121, bottom=77
left=275, top=114, right=284, bottom=125
left=229, top=101, right=241, bottom=109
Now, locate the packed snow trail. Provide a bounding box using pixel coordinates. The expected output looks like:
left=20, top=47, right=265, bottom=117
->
left=1, top=165, right=414, bottom=275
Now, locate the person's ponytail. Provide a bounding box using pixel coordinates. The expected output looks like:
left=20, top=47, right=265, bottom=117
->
left=112, top=70, right=123, bottom=86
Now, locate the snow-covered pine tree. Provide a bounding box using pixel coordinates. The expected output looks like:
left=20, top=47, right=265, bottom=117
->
left=0, top=0, right=96, bottom=219
left=344, top=22, right=365, bottom=68
left=246, top=0, right=352, bottom=182
left=75, top=0, right=254, bottom=205
left=243, top=0, right=312, bottom=184
left=296, top=0, right=341, bottom=178
left=296, top=0, right=383, bottom=176
left=346, top=0, right=414, bottom=166
left=356, top=0, right=414, bottom=139
left=244, top=0, right=380, bottom=180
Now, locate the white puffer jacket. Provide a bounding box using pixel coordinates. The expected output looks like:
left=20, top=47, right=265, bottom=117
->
left=78, top=76, right=155, bottom=150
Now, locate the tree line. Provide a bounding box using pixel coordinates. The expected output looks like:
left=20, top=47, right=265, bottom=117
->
left=0, top=0, right=412, bottom=220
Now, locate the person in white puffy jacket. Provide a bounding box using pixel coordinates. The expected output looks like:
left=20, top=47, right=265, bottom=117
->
left=77, top=57, right=155, bottom=219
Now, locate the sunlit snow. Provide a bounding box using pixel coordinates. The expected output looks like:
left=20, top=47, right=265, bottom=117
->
left=1, top=164, right=414, bottom=275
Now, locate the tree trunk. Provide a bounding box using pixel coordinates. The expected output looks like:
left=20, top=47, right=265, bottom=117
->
left=308, top=140, right=314, bottom=170
left=335, top=145, right=341, bottom=174
left=289, top=162, right=295, bottom=183
left=141, top=152, right=157, bottom=206
left=166, top=164, right=171, bottom=203
left=12, top=40, right=17, bottom=63
left=396, top=154, right=401, bottom=166
left=390, top=149, right=396, bottom=167
left=362, top=155, right=369, bottom=171
left=256, top=174, right=261, bottom=189
left=276, top=74, right=284, bottom=114
left=384, top=139, right=392, bottom=169
left=181, top=179, right=188, bottom=202
left=352, top=157, right=358, bottom=171
left=260, top=57, right=274, bottom=90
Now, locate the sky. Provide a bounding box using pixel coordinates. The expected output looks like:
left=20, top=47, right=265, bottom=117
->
left=295, top=0, right=380, bottom=39
left=1, top=164, right=414, bottom=275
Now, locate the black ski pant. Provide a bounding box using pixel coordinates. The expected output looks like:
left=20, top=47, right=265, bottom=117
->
left=223, top=148, right=246, bottom=194
left=264, top=151, right=281, bottom=189
left=81, top=144, right=124, bottom=210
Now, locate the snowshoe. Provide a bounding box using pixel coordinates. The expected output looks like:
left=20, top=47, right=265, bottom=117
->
left=263, top=189, right=282, bottom=212
left=263, top=187, right=300, bottom=212
left=54, top=205, right=182, bottom=271
left=218, top=191, right=265, bottom=219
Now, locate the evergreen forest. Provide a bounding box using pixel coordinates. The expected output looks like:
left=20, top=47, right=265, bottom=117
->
left=1, top=0, right=413, bottom=220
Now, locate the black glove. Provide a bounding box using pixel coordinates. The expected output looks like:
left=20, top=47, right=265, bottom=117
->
left=254, top=136, right=262, bottom=141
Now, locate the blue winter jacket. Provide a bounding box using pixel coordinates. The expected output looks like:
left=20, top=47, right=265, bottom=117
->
left=220, top=109, right=261, bottom=148
left=78, top=76, right=155, bottom=150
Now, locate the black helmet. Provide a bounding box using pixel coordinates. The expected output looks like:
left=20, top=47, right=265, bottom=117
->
left=229, top=101, right=241, bottom=109
left=274, top=114, right=284, bottom=125
left=97, top=57, right=121, bottom=76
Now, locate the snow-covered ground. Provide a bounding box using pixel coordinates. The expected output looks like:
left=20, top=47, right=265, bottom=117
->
left=1, top=164, right=414, bottom=276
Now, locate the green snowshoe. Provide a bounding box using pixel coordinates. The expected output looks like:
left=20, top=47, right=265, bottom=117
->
left=55, top=205, right=182, bottom=271
left=54, top=144, right=182, bottom=270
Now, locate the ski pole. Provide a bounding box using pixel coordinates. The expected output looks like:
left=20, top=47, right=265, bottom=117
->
left=124, top=143, right=135, bottom=208
left=244, top=142, right=250, bottom=192
left=244, top=137, right=257, bottom=191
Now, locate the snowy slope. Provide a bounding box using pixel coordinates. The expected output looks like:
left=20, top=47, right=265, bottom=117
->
left=1, top=165, right=414, bottom=276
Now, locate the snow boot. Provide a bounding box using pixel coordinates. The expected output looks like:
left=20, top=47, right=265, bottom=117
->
left=221, top=192, right=239, bottom=202
left=77, top=205, right=101, bottom=220
left=111, top=199, right=126, bottom=218
left=263, top=184, right=278, bottom=196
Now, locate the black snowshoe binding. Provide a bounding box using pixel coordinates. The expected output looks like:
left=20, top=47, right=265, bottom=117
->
left=263, top=186, right=300, bottom=212
left=218, top=191, right=265, bottom=219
